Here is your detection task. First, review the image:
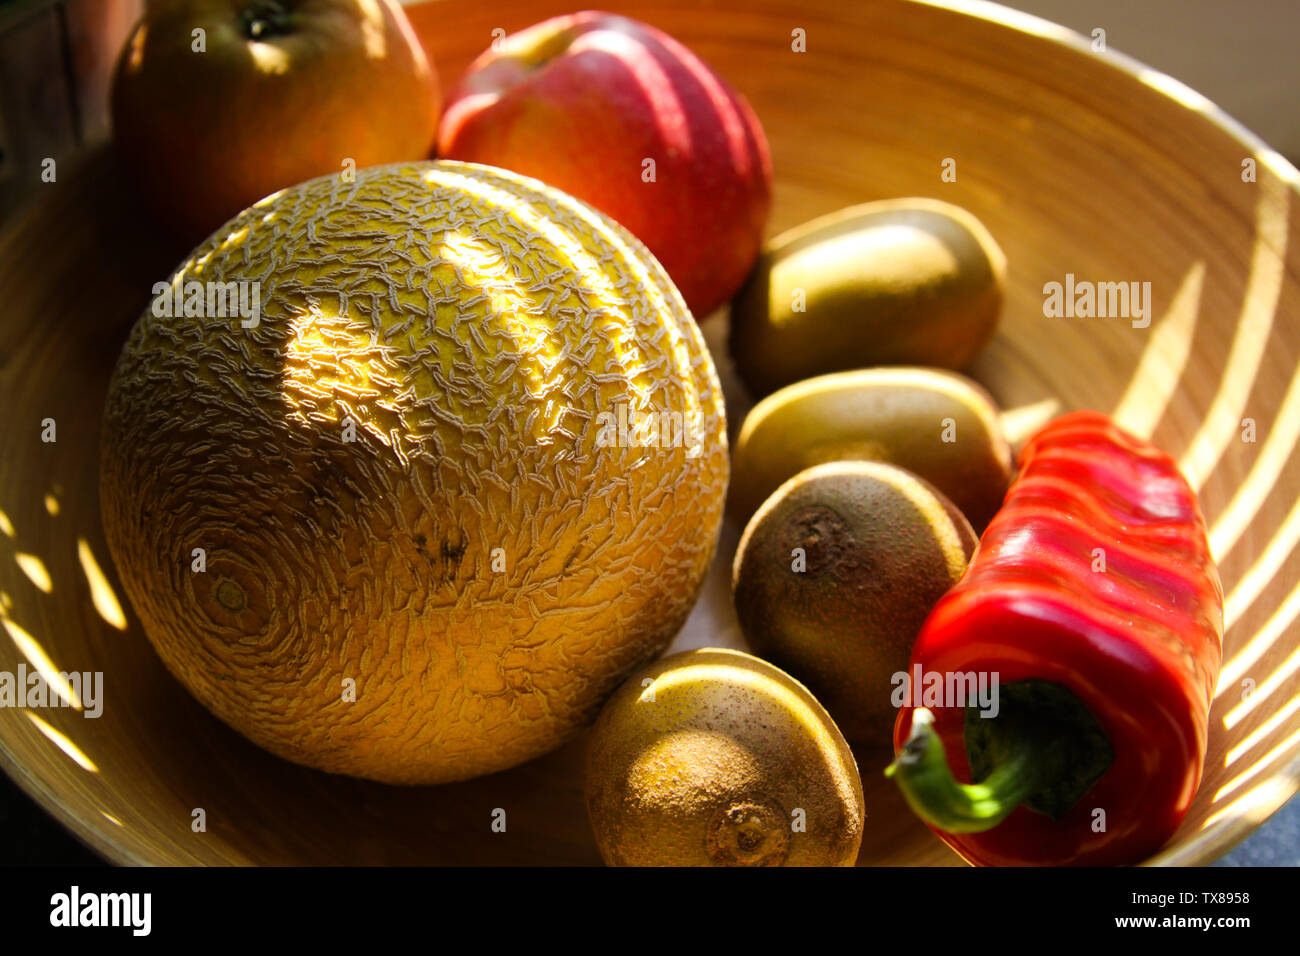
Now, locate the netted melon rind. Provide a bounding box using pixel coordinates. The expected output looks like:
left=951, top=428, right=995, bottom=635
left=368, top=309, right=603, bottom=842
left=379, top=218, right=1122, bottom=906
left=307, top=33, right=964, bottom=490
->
left=100, top=160, right=728, bottom=785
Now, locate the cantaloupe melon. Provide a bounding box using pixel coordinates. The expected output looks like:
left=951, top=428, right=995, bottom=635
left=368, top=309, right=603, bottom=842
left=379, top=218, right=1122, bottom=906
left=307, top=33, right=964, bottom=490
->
left=100, top=161, right=728, bottom=785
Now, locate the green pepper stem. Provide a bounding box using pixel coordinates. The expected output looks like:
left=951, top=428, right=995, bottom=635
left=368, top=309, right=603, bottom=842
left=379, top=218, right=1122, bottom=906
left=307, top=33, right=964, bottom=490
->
left=885, top=708, right=1042, bottom=833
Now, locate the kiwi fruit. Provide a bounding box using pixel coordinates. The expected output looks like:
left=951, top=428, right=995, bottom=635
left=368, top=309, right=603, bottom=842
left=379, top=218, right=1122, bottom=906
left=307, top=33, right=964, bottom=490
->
left=584, top=648, right=864, bottom=866
left=729, top=198, right=1005, bottom=397
left=732, top=461, right=978, bottom=748
left=730, top=367, right=1013, bottom=531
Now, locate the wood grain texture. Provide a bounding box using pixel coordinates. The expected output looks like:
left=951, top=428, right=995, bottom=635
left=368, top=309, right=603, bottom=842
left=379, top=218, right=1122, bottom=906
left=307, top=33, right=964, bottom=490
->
left=1, top=0, right=1299, bottom=865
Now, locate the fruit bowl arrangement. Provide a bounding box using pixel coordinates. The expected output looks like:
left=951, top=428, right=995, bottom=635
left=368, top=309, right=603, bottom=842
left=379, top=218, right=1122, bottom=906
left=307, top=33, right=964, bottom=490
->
left=0, top=0, right=1298, bottom=866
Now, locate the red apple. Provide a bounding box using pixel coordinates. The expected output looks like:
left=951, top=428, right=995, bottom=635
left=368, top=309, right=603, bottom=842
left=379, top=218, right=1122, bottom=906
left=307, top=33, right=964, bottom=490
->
left=438, top=10, right=772, bottom=319
left=111, top=0, right=441, bottom=245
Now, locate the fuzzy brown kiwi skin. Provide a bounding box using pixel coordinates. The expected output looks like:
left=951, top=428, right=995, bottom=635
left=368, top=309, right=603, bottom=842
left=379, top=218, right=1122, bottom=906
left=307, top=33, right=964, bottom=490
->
left=728, top=198, right=1006, bottom=398
left=584, top=648, right=864, bottom=867
left=731, top=461, right=978, bottom=750
left=728, top=367, right=1014, bottom=532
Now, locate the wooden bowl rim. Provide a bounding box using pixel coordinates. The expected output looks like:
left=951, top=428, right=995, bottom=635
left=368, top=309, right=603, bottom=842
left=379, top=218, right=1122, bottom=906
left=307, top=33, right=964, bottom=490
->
left=914, top=0, right=1300, bottom=190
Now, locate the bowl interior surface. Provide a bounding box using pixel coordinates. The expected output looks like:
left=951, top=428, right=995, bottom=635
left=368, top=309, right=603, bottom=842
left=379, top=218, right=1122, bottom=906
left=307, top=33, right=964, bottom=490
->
left=1, top=0, right=1299, bottom=865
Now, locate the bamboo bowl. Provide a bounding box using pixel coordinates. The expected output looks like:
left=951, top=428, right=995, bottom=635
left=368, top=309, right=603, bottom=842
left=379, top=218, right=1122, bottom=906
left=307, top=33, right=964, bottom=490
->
left=2, top=0, right=1299, bottom=865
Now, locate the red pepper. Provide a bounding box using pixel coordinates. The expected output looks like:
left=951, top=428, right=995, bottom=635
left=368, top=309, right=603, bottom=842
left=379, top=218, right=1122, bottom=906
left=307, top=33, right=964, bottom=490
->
left=886, top=411, right=1223, bottom=866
